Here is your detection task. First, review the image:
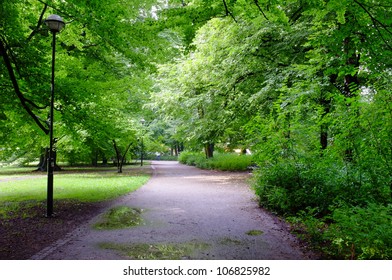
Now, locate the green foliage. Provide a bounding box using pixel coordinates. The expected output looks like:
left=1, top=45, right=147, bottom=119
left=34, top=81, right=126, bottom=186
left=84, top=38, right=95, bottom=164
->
left=2, top=0, right=392, bottom=259
left=254, top=150, right=391, bottom=217
left=1, top=0, right=176, bottom=165
left=178, top=151, right=205, bottom=166
left=290, top=204, right=392, bottom=260
left=324, top=204, right=392, bottom=260
left=179, top=151, right=253, bottom=171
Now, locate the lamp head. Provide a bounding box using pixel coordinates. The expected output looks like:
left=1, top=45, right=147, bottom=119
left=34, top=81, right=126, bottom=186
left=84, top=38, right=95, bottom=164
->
left=45, top=14, right=65, bottom=33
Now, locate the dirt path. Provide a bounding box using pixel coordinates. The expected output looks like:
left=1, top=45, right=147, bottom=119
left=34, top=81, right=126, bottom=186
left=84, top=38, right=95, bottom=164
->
left=31, top=161, right=315, bottom=260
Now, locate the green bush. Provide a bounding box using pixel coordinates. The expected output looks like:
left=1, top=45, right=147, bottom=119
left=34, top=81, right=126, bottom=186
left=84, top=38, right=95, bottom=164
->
left=323, top=204, right=392, bottom=259
left=209, top=153, right=253, bottom=171
left=179, top=152, right=253, bottom=171
left=253, top=152, right=391, bottom=217
left=178, top=151, right=205, bottom=166
left=254, top=158, right=338, bottom=215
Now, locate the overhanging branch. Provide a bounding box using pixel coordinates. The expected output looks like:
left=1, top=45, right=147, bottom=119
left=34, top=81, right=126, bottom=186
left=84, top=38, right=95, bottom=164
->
left=0, top=37, right=49, bottom=134
left=222, top=0, right=237, bottom=23
left=353, top=0, right=392, bottom=51
left=27, top=3, right=48, bottom=42
left=253, top=0, right=269, bottom=21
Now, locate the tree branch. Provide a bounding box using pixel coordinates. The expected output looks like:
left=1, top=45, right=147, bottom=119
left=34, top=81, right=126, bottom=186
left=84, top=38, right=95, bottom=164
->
left=222, top=0, right=237, bottom=22
left=253, top=0, right=269, bottom=21
left=353, top=0, right=392, bottom=50
left=0, top=37, right=49, bottom=134
left=26, top=3, right=48, bottom=42
left=112, top=139, right=121, bottom=164
left=289, top=6, right=303, bottom=23
left=121, top=142, right=133, bottom=166
left=24, top=97, right=48, bottom=110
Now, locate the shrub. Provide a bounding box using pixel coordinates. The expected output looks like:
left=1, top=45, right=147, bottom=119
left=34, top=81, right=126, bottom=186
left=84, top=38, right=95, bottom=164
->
left=179, top=152, right=253, bottom=171
left=323, top=204, right=392, bottom=259
left=180, top=152, right=205, bottom=166
left=209, top=153, right=253, bottom=171
left=253, top=151, right=391, bottom=217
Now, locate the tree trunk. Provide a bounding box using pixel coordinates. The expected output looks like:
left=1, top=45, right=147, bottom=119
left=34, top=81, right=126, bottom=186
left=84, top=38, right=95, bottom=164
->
left=320, top=95, right=331, bottom=151
left=204, top=143, right=214, bottom=158
left=35, top=148, right=61, bottom=172
left=112, top=140, right=122, bottom=173
left=91, top=149, right=98, bottom=167
left=112, top=139, right=133, bottom=173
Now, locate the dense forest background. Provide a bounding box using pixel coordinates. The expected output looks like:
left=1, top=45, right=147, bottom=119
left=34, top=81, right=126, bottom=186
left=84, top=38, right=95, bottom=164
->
left=1, top=0, right=391, bottom=259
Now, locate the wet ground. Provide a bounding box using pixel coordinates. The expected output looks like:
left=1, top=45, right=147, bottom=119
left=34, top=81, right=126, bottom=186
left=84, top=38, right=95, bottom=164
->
left=31, top=161, right=316, bottom=260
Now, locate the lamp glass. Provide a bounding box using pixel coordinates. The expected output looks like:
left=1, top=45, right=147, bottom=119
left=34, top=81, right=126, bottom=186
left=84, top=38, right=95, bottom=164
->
left=45, top=14, right=65, bottom=32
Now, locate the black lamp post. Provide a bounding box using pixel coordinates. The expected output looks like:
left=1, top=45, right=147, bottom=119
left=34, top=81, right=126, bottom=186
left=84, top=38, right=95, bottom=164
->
left=45, top=14, right=65, bottom=217
left=140, top=118, right=145, bottom=166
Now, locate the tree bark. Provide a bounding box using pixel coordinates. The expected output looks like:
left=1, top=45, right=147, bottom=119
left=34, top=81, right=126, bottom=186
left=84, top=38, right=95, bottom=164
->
left=112, top=139, right=133, bottom=173
left=319, top=95, right=331, bottom=151
left=36, top=148, right=61, bottom=172
left=204, top=143, right=214, bottom=158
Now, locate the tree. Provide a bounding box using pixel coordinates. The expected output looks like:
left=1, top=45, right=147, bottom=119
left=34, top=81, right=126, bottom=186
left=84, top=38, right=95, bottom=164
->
left=0, top=0, right=173, bottom=166
left=152, top=0, right=392, bottom=212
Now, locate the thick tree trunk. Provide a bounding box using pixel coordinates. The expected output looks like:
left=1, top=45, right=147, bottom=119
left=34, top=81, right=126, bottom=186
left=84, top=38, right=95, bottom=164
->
left=36, top=148, right=61, bottom=172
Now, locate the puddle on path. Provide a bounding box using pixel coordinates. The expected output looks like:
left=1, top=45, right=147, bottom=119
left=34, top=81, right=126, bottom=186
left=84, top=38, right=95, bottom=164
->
left=93, top=206, right=145, bottom=230
left=246, top=230, right=264, bottom=236
left=99, top=241, right=210, bottom=260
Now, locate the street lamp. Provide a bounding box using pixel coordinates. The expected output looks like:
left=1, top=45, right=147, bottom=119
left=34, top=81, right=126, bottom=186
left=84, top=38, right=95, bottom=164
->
left=140, top=118, right=145, bottom=166
left=45, top=14, right=65, bottom=217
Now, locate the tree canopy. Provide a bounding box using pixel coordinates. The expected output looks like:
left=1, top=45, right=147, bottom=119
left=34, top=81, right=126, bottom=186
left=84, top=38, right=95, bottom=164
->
left=1, top=0, right=392, bottom=257
left=1, top=0, right=172, bottom=165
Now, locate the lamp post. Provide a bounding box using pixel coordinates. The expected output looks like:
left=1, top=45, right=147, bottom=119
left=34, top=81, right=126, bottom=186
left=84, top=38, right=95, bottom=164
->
left=45, top=14, right=65, bottom=217
left=140, top=118, right=145, bottom=166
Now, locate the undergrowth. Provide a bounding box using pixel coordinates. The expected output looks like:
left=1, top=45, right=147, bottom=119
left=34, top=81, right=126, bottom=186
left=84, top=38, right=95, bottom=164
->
left=254, top=154, right=392, bottom=260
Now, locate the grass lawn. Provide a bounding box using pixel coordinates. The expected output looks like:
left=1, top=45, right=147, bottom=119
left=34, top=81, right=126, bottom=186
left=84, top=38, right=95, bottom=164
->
left=0, top=166, right=151, bottom=219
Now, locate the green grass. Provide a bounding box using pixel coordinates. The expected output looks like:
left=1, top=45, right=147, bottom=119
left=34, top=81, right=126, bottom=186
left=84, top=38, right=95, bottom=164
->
left=0, top=166, right=38, bottom=176
left=0, top=173, right=149, bottom=202
left=0, top=169, right=150, bottom=218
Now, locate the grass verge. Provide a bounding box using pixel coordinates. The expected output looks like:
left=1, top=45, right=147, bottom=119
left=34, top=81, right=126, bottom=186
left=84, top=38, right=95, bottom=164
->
left=0, top=168, right=150, bottom=219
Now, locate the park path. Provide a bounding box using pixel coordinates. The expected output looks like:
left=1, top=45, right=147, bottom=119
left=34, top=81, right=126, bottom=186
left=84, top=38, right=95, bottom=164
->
left=31, top=161, right=315, bottom=260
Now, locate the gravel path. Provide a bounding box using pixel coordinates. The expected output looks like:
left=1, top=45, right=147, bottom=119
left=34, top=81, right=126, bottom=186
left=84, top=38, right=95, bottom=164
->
left=31, top=161, right=315, bottom=260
